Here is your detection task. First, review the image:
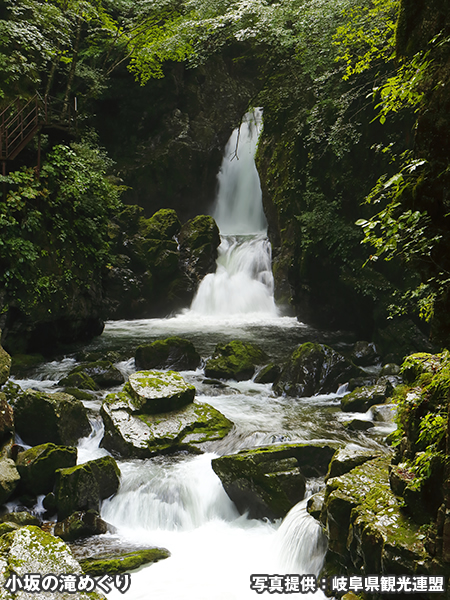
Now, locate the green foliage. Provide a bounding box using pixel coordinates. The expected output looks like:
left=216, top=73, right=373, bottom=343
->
left=0, top=137, right=124, bottom=313
left=333, top=0, right=398, bottom=80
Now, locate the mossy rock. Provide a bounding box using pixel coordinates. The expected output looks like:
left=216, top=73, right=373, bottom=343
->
left=12, top=390, right=91, bottom=446
left=340, top=380, right=393, bottom=413
left=120, top=370, right=196, bottom=414
left=325, top=448, right=381, bottom=481
left=58, top=371, right=99, bottom=391
left=0, top=511, right=40, bottom=526
left=0, top=342, right=11, bottom=387
left=178, top=215, right=221, bottom=283
left=139, top=208, right=181, bottom=240
left=54, top=456, right=121, bottom=520
left=212, top=443, right=336, bottom=520
left=350, top=341, right=380, bottom=367
left=342, top=418, right=374, bottom=431
left=62, top=387, right=96, bottom=401
left=135, top=337, right=201, bottom=371
left=100, top=398, right=233, bottom=458
left=273, top=342, right=360, bottom=398
left=54, top=510, right=114, bottom=542
left=0, top=458, right=20, bottom=505
left=204, top=341, right=268, bottom=381
left=16, top=443, right=77, bottom=496
left=321, top=457, right=427, bottom=574
left=0, top=525, right=105, bottom=599
left=0, top=380, right=22, bottom=404
left=65, top=360, right=124, bottom=388
left=79, top=547, right=170, bottom=575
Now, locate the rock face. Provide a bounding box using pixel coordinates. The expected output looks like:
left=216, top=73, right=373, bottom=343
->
left=16, top=443, right=77, bottom=496
left=0, top=525, right=105, bottom=599
left=135, top=337, right=201, bottom=371
left=204, top=341, right=268, bottom=381
left=178, top=215, right=221, bottom=285
left=318, top=456, right=428, bottom=576
left=12, top=390, right=91, bottom=446
left=0, top=459, right=20, bottom=505
left=212, top=443, right=336, bottom=520
left=54, top=456, right=121, bottom=520
left=273, top=342, right=359, bottom=397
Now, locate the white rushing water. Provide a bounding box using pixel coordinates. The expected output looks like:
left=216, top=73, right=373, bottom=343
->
left=97, top=110, right=329, bottom=599
left=190, top=109, right=277, bottom=318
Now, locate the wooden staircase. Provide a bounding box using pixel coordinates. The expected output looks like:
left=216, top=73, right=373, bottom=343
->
left=0, top=95, right=77, bottom=173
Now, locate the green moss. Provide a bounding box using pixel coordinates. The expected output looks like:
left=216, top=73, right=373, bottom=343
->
left=80, top=548, right=170, bottom=575
left=139, top=208, right=181, bottom=240
left=205, top=341, right=268, bottom=381
left=0, top=344, right=11, bottom=386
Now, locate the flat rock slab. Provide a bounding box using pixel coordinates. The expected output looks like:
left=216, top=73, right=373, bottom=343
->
left=125, top=370, right=195, bottom=413
left=100, top=399, right=233, bottom=458
left=70, top=535, right=170, bottom=574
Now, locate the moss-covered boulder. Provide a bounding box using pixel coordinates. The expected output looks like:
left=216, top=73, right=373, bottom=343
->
left=0, top=380, right=22, bottom=404
left=0, top=459, right=20, bottom=505
left=100, top=396, right=233, bottom=458
left=273, top=342, right=360, bottom=397
left=0, top=511, right=40, bottom=527
left=16, top=443, right=77, bottom=496
left=12, top=390, right=91, bottom=446
left=204, top=341, right=268, bottom=381
left=54, top=510, right=114, bottom=542
left=135, top=337, right=201, bottom=371
left=54, top=455, right=121, bottom=520
left=79, top=547, right=170, bottom=575
left=212, top=443, right=336, bottom=520
left=122, top=370, right=196, bottom=414
left=178, top=214, right=221, bottom=285
left=0, top=393, right=14, bottom=446
left=0, top=526, right=105, bottom=599
left=139, top=208, right=181, bottom=240
left=62, top=360, right=124, bottom=389
left=340, top=379, right=393, bottom=412
left=320, top=456, right=427, bottom=575
left=0, top=340, right=11, bottom=386
left=58, top=371, right=99, bottom=391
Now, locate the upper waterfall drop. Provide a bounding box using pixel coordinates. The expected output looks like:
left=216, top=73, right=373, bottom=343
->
left=189, top=108, right=278, bottom=317
left=212, top=108, right=266, bottom=235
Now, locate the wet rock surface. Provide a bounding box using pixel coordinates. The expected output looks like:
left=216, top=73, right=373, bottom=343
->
left=135, top=338, right=201, bottom=372
left=204, top=340, right=268, bottom=381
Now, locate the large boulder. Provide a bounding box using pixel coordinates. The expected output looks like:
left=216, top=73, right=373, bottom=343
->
left=0, top=526, right=105, bottom=599
left=135, top=337, right=201, bottom=371
left=123, top=370, right=196, bottom=413
left=273, top=342, right=360, bottom=397
left=212, top=443, right=336, bottom=520
left=178, top=214, right=221, bottom=285
left=204, top=341, right=268, bottom=381
left=12, top=390, right=91, bottom=446
left=0, top=459, right=20, bottom=505
left=350, top=341, right=380, bottom=367
left=15, top=443, right=77, bottom=496
left=325, top=448, right=381, bottom=481
left=101, top=397, right=233, bottom=458
left=54, top=455, right=121, bottom=520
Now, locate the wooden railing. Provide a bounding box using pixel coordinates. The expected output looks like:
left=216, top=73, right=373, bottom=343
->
left=0, top=95, right=77, bottom=162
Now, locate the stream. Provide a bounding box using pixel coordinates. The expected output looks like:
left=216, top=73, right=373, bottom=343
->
left=11, top=110, right=393, bottom=599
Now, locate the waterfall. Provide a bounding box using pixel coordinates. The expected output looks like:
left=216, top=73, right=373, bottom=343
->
left=189, top=109, right=277, bottom=317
